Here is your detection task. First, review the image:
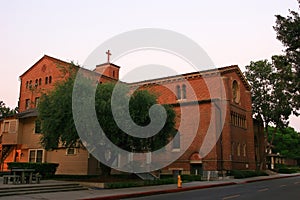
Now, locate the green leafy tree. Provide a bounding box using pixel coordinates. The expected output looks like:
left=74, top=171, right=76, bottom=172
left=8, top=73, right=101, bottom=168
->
left=0, top=101, right=17, bottom=118
left=273, top=1, right=300, bottom=108
left=245, top=56, right=296, bottom=158
left=268, top=126, right=300, bottom=160
left=38, top=72, right=176, bottom=175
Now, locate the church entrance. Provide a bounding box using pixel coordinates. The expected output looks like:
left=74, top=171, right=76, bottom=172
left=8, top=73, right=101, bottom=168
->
left=190, top=164, right=203, bottom=175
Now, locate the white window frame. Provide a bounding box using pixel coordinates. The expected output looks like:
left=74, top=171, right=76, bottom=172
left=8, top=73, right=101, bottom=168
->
left=28, top=149, right=44, bottom=163
left=66, top=148, right=76, bottom=155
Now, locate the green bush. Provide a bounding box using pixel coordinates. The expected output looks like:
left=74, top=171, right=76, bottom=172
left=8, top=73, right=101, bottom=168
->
left=181, top=174, right=202, bottom=182
left=105, top=182, right=142, bottom=189
left=229, top=170, right=268, bottom=179
left=144, top=178, right=176, bottom=186
left=277, top=168, right=298, bottom=174
left=7, top=162, right=59, bottom=178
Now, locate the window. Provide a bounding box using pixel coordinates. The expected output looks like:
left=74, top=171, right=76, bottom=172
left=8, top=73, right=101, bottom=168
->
left=230, top=111, right=246, bottom=128
left=232, top=80, right=240, bottom=103
left=176, top=84, right=187, bottom=100
left=231, top=142, right=235, bottom=156
left=35, top=120, right=41, bottom=134
left=49, top=76, right=52, bottom=84
left=3, top=120, right=17, bottom=133
left=176, top=85, right=181, bottom=99
left=45, top=77, right=48, bottom=84
left=172, top=132, right=180, bottom=150
left=39, top=78, right=42, bottom=86
left=146, top=152, right=151, bottom=164
left=35, top=97, right=40, bottom=108
left=66, top=148, right=76, bottom=155
left=243, top=144, right=247, bottom=157
left=182, top=84, right=186, bottom=99
left=112, top=71, right=115, bottom=77
left=35, top=79, right=38, bottom=87
left=29, top=149, right=44, bottom=163
left=25, top=99, right=30, bottom=109
left=26, top=81, right=29, bottom=89
left=3, top=122, right=9, bottom=132
left=111, top=154, right=121, bottom=168
left=237, top=143, right=241, bottom=156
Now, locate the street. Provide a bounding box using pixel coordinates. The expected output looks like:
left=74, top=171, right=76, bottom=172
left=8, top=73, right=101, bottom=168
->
left=126, top=176, right=300, bottom=200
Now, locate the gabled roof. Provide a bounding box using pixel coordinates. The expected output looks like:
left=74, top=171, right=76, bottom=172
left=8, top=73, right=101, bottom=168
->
left=19, top=55, right=72, bottom=78
left=20, top=55, right=119, bottom=82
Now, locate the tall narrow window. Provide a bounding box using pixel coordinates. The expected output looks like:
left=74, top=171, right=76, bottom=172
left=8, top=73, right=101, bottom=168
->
left=35, top=97, right=40, bottom=108
left=3, top=122, right=9, bottom=132
left=243, top=144, right=247, bottom=157
left=172, top=132, right=180, bottom=150
left=237, top=143, right=241, bottom=156
left=176, top=85, right=181, bottom=99
left=26, top=81, right=29, bottom=89
left=45, top=77, right=48, bottom=84
left=35, top=120, right=41, bottom=134
left=49, top=76, right=52, bottom=84
left=231, top=142, right=235, bottom=156
left=39, top=78, right=42, bottom=85
left=25, top=99, right=30, bottom=109
left=182, top=84, right=186, bottom=99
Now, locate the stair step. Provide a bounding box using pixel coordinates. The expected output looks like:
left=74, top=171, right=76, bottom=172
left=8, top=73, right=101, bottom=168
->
left=0, top=183, right=88, bottom=197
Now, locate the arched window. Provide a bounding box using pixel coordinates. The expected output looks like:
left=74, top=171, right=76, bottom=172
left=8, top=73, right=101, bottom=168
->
left=182, top=84, right=186, bottom=99
left=232, top=80, right=240, bottom=103
left=49, top=76, right=52, bottom=84
left=243, top=144, right=247, bottom=157
left=39, top=78, right=42, bottom=85
left=176, top=85, right=181, bottom=100
left=237, top=143, right=241, bottom=156
left=45, top=77, right=48, bottom=84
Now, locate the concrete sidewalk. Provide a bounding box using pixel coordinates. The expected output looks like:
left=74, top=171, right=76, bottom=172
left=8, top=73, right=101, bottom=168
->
left=0, top=173, right=299, bottom=200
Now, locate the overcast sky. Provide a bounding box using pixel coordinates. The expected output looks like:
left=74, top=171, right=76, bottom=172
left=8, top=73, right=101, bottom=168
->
left=0, top=0, right=299, bottom=131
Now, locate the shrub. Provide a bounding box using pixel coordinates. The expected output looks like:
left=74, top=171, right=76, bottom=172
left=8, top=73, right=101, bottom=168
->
left=7, top=162, right=59, bottom=178
left=229, top=170, right=268, bottom=179
left=277, top=168, right=298, bottom=174
left=181, top=174, right=202, bottom=182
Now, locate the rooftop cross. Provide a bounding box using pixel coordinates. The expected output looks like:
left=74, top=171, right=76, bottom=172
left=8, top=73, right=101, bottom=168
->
left=106, top=50, right=111, bottom=63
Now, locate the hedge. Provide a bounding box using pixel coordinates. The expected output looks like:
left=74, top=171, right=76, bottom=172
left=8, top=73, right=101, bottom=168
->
left=229, top=170, right=268, bottom=179
left=7, top=162, right=59, bottom=178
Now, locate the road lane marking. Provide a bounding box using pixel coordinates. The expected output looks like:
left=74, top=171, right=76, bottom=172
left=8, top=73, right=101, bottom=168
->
left=280, top=184, right=287, bottom=187
left=222, top=194, right=241, bottom=200
left=258, top=188, right=269, bottom=192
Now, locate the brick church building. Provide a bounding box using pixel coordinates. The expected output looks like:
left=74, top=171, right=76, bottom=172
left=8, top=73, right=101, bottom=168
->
left=0, top=54, right=265, bottom=177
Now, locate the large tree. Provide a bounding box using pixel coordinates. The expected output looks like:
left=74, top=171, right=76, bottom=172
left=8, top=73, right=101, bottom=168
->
left=273, top=1, right=300, bottom=108
left=38, top=72, right=176, bottom=175
left=244, top=55, right=296, bottom=155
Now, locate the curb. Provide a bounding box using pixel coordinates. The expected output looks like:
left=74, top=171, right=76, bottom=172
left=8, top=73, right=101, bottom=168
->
left=80, top=174, right=300, bottom=200
left=80, top=182, right=236, bottom=200
left=241, top=173, right=300, bottom=184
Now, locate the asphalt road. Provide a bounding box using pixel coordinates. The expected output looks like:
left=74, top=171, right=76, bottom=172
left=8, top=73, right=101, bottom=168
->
left=126, top=176, right=300, bottom=200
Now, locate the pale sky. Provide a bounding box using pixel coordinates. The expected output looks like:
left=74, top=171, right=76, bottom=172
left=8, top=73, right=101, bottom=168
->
left=0, top=0, right=299, bottom=131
